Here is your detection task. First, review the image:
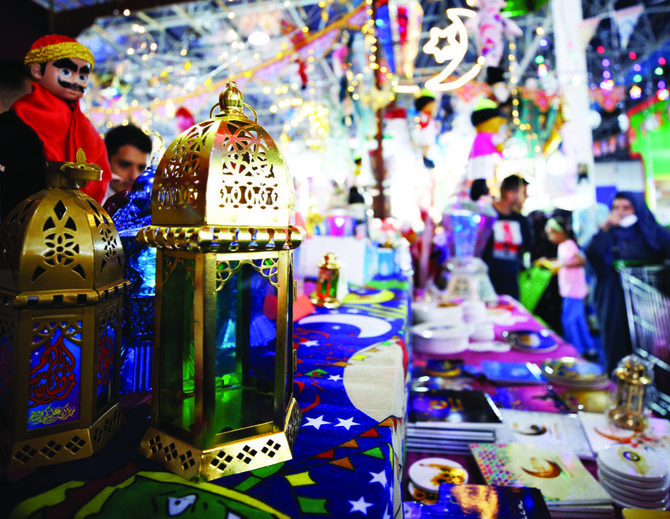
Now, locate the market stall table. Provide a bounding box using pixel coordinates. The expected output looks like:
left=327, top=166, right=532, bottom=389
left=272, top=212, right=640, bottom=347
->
left=412, top=296, right=589, bottom=413
left=405, top=295, right=613, bottom=505
left=1, top=277, right=412, bottom=519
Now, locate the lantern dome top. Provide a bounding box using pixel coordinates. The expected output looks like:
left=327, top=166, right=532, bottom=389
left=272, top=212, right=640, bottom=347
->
left=615, top=354, right=653, bottom=386
left=150, top=81, right=295, bottom=229
left=0, top=156, right=128, bottom=307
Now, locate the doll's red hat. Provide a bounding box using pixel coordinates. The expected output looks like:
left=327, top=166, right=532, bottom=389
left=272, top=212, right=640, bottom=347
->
left=24, top=35, right=95, bottom=67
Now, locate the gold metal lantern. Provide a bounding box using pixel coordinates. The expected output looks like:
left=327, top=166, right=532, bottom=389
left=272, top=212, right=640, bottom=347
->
left=0, top=154, right=128, bottom=471
left=608, top=355, right=653, bottom=431
left=136, top=82, right=303, bottom=480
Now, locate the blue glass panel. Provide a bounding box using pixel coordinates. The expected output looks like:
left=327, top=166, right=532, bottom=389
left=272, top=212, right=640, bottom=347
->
left=97, top=320, right=116, bottom=411
left=28, top=326, right=81, bottom=430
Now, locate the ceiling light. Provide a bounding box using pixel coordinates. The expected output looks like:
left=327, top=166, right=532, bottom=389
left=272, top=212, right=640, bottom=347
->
left=249, top=31, right=270, bottom=46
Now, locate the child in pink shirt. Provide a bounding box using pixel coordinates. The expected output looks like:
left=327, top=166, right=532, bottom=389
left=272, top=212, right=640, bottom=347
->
left=540, top=217, right=598, bottom=359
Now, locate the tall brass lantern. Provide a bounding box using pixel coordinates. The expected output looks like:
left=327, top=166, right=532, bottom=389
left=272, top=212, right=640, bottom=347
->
left=0, top=155, right=128, bottom=471
left=137, top=82, right=303, bottom=480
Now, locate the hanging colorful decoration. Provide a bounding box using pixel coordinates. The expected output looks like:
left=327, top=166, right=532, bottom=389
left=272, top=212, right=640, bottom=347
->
left=387, top=0, right=424, bottom=80
left=590, top=85, right=625, bottom=112
left=422, top=8, right=485, bottom=91
left=513, top=93, right=563, bottom=158
left=466, top=0, right=522, bottom=70
left=500, top=0, right=551, bottom=17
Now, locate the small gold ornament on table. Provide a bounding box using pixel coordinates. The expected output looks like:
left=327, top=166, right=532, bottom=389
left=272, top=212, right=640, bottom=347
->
left=0, top=151, right=129, bottom=471
left=136, top=82, right=303, bottom=481
left=310, top=252, right=342, bottom=309
left=608, top=354, right=653, bottom=431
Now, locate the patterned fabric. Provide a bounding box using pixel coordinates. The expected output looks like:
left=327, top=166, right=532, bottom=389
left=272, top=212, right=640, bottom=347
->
left=6, top=277, right=411, bottom=519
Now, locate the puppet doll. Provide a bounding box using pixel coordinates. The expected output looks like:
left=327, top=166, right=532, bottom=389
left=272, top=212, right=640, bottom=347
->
left=0, top=35, right=111, bottom=220
left=466, top=98, right=507, bottom=183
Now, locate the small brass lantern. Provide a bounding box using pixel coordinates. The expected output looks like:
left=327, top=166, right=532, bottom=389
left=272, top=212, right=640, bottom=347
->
left=608, top=354, right=653, bottom=431
left=137, top=82, right=303, bottom=480
left=0, top=155, right=128, bottom=471
left=310, top=252, right=342, bottom=309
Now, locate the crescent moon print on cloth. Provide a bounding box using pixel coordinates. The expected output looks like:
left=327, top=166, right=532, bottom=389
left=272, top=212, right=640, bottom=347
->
left=343, top=290, right=395, bottom=305
left=298, top=314, right=393, bottom=339
left=521, top=459, right=563, bottom=479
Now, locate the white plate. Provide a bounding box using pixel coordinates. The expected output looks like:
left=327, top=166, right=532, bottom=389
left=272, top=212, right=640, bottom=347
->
left=412, top=302, right=464, bottom=324
left=468, top=341, right=511, bottom=353
left=470, top=323, right=495, bottom=341
left=597, top=444, right=669, bottom=482
left=408, top=456, right=468, bottom=493
left=598, top=463, right=670, bottom=492
left=611, top=494, right=669, bottom=511
left=412, top=322, right=473, bottom=354
left=598, top=470, right=670, bottom=502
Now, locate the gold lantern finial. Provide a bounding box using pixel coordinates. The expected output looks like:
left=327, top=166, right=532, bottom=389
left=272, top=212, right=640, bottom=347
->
left=46, top=149, right=101, bottom=189
left=217, top=81, right=245, bottom=116
left=608, top=354, right=653, bottom=431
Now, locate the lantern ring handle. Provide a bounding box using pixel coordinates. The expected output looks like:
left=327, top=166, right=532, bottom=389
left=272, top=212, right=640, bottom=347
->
left=209, top=102, right=258, bottom=122
left=244, top=102, right=258, bottom=122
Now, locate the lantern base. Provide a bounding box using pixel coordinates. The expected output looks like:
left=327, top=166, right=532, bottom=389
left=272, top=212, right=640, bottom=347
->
left=1, top=403, right=125, bottom=472
left=310, top=294, right=341, bottom=309
left=608, top=408, right=648, bottom=432
left=138, top=397, right=302, bottom=481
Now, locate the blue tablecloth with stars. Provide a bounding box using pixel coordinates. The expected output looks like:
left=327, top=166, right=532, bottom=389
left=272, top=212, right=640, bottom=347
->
left=4, top=276, right=412, bottom=519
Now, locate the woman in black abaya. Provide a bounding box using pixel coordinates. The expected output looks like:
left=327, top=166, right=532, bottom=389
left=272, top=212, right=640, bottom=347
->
left=584, top=192, right=670, bottom=374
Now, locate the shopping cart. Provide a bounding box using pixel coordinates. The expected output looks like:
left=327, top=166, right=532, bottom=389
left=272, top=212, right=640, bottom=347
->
left=618, top=264, right=670, bottom=417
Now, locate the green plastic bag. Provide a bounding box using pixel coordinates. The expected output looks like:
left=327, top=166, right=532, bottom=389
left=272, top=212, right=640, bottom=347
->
left=518, top=265, right=553, bottom=313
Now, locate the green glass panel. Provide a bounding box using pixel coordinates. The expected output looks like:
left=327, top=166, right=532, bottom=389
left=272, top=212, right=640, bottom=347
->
left=214, top=262, right=276, bottom=433
left=158, top=257, right=196, bottom=432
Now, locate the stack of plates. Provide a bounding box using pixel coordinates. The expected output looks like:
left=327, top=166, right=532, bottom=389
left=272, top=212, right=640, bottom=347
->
left=462, top=301, right=488, bottom=324
left=412, top=322, right=473, bottom=355
left=597, top=445, right=669, bottom=510
left=407, top=457, right=468, bottom=503
left=412, top=301, right=464, bottom=325
left=541, top=357, right=610, bottom=389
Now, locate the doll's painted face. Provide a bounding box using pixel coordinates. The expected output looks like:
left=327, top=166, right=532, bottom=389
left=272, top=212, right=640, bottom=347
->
left=30, top=57, right=91, bottom=102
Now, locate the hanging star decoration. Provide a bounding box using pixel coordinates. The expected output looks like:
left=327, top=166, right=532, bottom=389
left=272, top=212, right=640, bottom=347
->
left=422, top=8, right=485, bottom=91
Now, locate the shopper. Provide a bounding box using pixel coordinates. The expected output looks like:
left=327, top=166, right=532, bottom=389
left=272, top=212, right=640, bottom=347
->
left=103, top=123, right=152, bottom=201
left=584, top=191, right=670, bottom=374
left=482, top=174, right=533, bottom=300
left=539, top=216, right=598, bottom=360
left=469, top=178, right=490, bottom=202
